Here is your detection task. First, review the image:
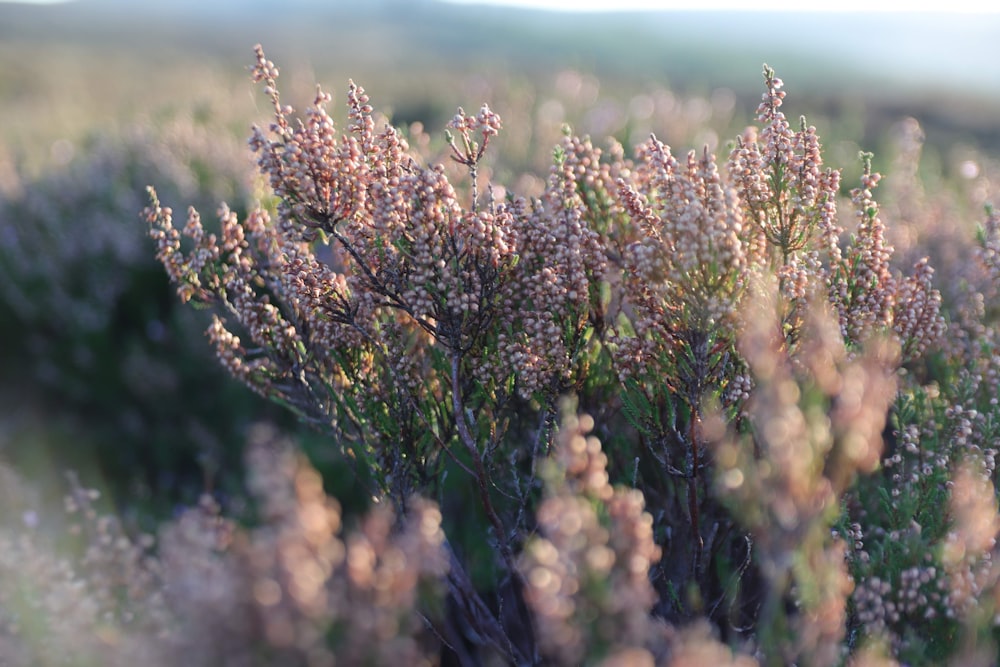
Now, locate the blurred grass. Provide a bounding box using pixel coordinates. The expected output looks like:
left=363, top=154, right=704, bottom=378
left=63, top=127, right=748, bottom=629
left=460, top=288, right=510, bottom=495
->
left=2, top=1, right=999, bottom=163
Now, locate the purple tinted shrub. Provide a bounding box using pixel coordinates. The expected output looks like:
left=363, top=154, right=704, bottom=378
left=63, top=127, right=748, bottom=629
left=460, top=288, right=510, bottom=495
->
left=0, top=117, right=283, bottom=508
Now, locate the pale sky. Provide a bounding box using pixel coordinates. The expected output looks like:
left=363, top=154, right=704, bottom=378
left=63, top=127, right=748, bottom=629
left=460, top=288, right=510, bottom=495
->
left=444, top=0, right=998, bottom=11
left=7, top=0, right=998, bottom=8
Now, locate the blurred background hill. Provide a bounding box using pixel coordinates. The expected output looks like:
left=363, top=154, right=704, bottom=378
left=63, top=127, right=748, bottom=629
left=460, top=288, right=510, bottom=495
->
left=2, top=0, right=999, bottom=163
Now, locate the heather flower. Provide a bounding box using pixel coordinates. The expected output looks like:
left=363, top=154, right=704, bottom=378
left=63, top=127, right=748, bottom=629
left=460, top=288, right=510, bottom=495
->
left=843, top=356, right=1000, bottom=660
left=498, top=138, right=609, bottom=399
left=607, top=137, right=749, bottom=577
left=833, top=153, right=896, bottom=340
left=148, top=48, right=519, bottom=502
left=246, top=49, right=516, bottom=354
left=727, top=66, right=841, bottom=272
left=447, top=103, right=502, bottom=176
left=239, top=424, right=447, bottom=664
left=663, top=621, right=758, bottom=666
left=157, top=495, right=257, bottom=665
left=941, top=459, right=1000, bottom=617
left=723, top=68, right=946, bottom=362
left=712, top=284, right=897, bottom=665
left=610, top=137, right=748, bottom=451
left=622, top=139, right=746, bottom=332
left=520, top=404, right=662, bottom=665
left=892, top=256, right=946, bottom=360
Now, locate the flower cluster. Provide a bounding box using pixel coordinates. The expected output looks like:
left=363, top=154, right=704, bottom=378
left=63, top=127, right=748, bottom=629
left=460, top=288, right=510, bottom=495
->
left=727, top=67, right=840, bottom=270
left=497, top=136, right=610, bottom=398
left=239, top=424, right=447, bottom=665
left=622, top=139, right=746, bottom=333
left=520, top=405, right=664, bottom=665
left=711, top=286, right=897, bottom=666
left=612, top=138, right=747, bottom=433
left=722, top=67, right=945, bottom=361
left=0, top=426, right=448, bottom=666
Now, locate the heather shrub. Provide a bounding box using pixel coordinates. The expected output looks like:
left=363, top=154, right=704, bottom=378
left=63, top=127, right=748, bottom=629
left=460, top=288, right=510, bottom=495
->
left=121, top=45, right=1000, bottom=664
left=0, top=425, right=449, bottom=666
left=0, top=117, right=315, bottom=509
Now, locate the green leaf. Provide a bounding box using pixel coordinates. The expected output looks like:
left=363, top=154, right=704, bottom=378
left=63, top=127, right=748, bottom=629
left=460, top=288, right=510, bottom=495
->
left=598, top=280, right=612, bottom=312
left=552, top=144, right=566, bottom=168
left=621, top=378, right=653, bottom=435
left=878, top=485, right=895, bottom=523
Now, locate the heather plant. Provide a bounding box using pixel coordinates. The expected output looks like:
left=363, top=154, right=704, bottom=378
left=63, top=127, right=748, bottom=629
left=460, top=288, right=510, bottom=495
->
left=136, top=45, right=1000, bottom=665
left=0, top=425, right=450, bottom=667
left=710, top=285, right=897, bottom=666
left=835, top=206, right=1000, bottom=663
left=520, top=401, right=666, bottom=665
left=0, top=117, right=318, bottom=510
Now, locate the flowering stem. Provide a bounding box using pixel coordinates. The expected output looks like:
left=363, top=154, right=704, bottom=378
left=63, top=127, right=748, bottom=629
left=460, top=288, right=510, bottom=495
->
left=450, top=353, right=510, bottom=559
left=689, top=411, right=705, bottom=574
left=449, top=352, right=535, bottom=662
left=469, top=162, right=479, bottom=213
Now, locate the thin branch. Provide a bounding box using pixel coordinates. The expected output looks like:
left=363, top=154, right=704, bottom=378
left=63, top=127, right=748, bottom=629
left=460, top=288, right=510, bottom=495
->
left=449, top=352, right=536, bottom=662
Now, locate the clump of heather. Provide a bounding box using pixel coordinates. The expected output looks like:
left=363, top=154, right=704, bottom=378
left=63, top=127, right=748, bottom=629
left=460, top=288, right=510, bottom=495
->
left=0, top=117, right=283, bottom=508
left=520, top=400, right=666, bottom=665
left=135, top=45, right=1000, bottom=665
left=0, top=425, right=449, bottom=666
left=711, top=284, right=897, bottom=666
left=838, top=205, right=1000, bottom=663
